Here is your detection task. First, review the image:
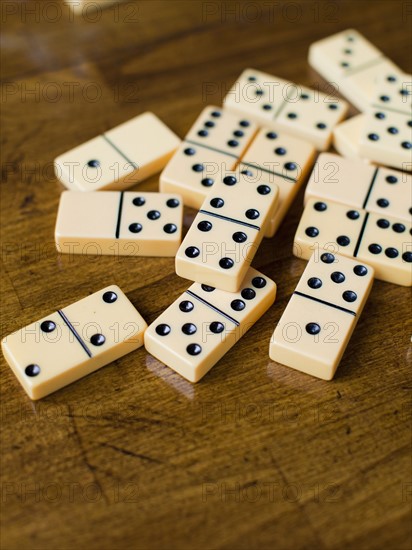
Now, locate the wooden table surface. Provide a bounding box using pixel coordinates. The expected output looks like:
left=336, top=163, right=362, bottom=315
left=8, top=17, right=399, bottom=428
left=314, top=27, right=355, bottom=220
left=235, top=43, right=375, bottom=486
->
left=1, top=1, right=411, bottom=548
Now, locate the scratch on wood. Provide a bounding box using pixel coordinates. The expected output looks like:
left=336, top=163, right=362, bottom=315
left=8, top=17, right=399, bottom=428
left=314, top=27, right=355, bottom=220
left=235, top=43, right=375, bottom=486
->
left=69, top=412, right=110, bottom=505
left=267, top=448, right=327, bottom=549
left=99, top=442, right=164, bottom=465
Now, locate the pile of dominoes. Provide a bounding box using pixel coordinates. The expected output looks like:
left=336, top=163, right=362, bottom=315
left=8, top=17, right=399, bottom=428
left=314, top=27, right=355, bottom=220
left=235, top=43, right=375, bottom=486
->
left=2, top=29, right=411, bottom=400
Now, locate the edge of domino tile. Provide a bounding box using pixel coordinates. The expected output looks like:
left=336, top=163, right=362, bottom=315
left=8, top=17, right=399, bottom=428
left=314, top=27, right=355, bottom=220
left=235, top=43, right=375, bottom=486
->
left=307, top=30, right=339, bottom=78
left=64, top=0, right=121, bottom=13
left=0, top=341, right=43, bottom=400
left=332, top=114, right=372, bottom=163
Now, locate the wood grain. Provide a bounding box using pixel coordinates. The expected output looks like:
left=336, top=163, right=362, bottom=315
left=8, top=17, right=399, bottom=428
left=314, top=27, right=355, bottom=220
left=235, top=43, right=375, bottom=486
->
left=1, top=1, right=411, bottom=548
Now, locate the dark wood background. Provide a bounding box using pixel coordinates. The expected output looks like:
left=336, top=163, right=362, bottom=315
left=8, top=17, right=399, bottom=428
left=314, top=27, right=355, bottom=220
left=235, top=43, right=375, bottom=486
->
left=1, top=1, right=411, bottom=548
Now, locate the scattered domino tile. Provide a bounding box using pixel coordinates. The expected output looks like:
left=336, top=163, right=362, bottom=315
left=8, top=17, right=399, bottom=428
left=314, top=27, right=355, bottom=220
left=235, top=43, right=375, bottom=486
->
left=54, top=112, right=180, bottom=191
left=304, top=153, right=411, bottom=222
left=144, top=267, right=276, bottom=382
left=333, top=114, right=371, bottom=162
left=160, top=106, right=258, bottom=209
left=359, top=72, right=412, bottom=169
left=1, top=286, right=147, bottom=400
left=175, top=170, right=279, bottom=292
left=308, top=29, right=402, bottom=111
left=238, top=127, right=316, bottom=237
left=55, top=191, right=183, bottom=257
left=269, top=252, right=374, bottom=380
left=294, top=198, right=412, bottom=286
left=223, top=68, right=348, bottom=150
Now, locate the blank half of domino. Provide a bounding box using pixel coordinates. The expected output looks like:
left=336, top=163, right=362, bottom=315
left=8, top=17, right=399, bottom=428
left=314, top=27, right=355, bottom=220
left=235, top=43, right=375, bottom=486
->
left=333, top=115, right=371, bottom=161
left=144, top=268, right=276, bottom=382
left=269, top=251, right=374, bottom=380
left=1, top=286, right=147, bottom=399
left=55, top=191, right=183, bottom=257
